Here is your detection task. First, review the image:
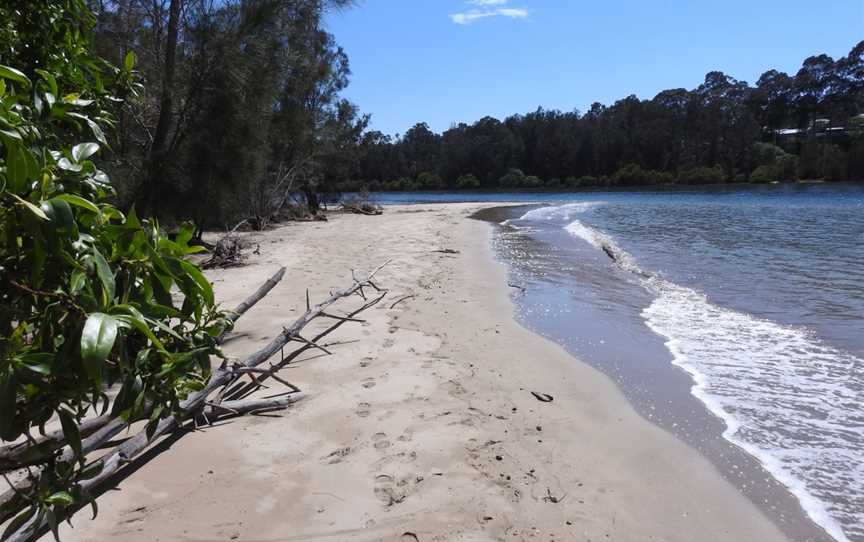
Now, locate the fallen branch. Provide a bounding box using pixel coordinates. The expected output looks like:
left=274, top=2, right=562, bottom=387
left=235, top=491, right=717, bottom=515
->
left=216, top=267, right=286, bottom=342
left=2, top=263, right=388, bottom=541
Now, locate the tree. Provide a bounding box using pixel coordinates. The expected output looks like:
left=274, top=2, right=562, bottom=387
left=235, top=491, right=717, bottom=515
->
left=347, top=41, right=864, bottom=190
left=1, top=0, right=226, bottom=534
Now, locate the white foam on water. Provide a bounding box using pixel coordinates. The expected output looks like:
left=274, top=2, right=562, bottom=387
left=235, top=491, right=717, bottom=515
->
left=643, top=281, right=861, bottom=542
left=545, top=203, right=863, bottom=542
left=517, top=201, right=606, bottom=223
left=564, top=219, right=644, bottom=276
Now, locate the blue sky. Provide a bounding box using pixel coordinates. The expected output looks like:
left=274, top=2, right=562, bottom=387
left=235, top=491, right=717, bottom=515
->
left=325, top=0, right=864, bottom=137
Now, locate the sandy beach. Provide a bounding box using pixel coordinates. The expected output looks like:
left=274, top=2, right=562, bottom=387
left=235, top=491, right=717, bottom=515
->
left=60, top=203, right=792, bottom=542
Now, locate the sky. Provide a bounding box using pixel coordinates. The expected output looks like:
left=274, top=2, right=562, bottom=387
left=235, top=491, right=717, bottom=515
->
left=325, top=0, right=864, bottom=137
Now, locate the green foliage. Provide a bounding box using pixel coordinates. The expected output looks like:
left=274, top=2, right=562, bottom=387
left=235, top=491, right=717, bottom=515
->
left=416, top=171, right=443, bottom=190
left=0, top=0, right=225, bottom=526
left=455, top=173, right=480, bottom=189
left=610, top=164, right=675, bottom=186
left=677, top=166, right=727, bottom=185
left=498, top=168, right=526, bottom=188
left=750, top=144, right=799, bottom=182
left=353, top=41, right=864, bottom=191
left=750, top=165, right=776, bottom=183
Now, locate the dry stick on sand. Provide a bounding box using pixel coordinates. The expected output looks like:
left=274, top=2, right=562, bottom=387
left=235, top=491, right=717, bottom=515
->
left=2, top=263, right=388, bottom=542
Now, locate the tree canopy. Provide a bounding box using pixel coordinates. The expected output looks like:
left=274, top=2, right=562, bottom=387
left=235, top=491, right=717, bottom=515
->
left=345, top=41, right=864, bottom=192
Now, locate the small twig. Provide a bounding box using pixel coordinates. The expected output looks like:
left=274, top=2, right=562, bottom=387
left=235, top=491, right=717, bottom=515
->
left=389, top=294, right=417, bottom=309
left=288, top=334, right=333, bottom=355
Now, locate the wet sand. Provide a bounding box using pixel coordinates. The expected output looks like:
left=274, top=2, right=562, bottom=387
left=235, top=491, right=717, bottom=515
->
left=478, top=204, right=834, bottom=542
left=62, top=203, right=798, bottom=542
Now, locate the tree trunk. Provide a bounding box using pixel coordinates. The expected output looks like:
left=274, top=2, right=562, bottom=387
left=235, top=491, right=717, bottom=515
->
left=142, top=0, right=182, bottom=216
left=303, top=182, right=320, bottom=215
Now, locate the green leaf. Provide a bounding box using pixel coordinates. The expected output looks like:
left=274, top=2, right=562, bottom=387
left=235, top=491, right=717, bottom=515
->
left=57, top=157, right=83, bottom=172
left=4, top=143, right=27, bottom=190
left=80, top=313, right=118, bottom=382
left=46, top=491, right=74, bottom=507
left=112, top=313, right=166, bottom=351
left=111, top=375, right=143, bottom=416
left=176, top=222, right=194, bottom=246
left=0, top=65, right=31, bottom=87
left=41, top=198, right=75, bottom=233
left=67, top=113, right=108, bottom=146
left=72, top=142, right=99, bottom=162
left=20, top=353, right=53, bottom=375
left=10, top=194, right=48, bottom=220
left=69, top=270, right=87, bottom=294
left=62, top=93, right=94, bottom=107
left=179, top=259, right=214, bottom=306
left=57, top=409, right=83, bottom=461
left=56, top=194, right=99, bottom=213
left=35, top=69, right=58, bottom=97
left=124, top=51, right=137, bottom=71
left=92, top=247, right=115, bottom=304
left=46, top=507, right=60, bottom=542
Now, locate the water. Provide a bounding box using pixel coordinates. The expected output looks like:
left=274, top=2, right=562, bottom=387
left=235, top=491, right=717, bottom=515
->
left=367, top=185, right=864, bottom=541
left=474, top=184, right=864, bottom=542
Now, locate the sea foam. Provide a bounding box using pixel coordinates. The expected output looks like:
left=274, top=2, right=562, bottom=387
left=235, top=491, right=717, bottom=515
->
left=523, top=203, right=864, bottom=542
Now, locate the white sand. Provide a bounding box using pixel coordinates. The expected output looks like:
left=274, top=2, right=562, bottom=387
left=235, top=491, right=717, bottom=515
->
left=62, top=203, right=791, bottom=541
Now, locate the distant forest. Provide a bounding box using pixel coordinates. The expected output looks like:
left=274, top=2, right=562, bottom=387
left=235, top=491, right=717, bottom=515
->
left=344, top=42, right=864, bottom=192
left=17, top=1, right=863, bottom=229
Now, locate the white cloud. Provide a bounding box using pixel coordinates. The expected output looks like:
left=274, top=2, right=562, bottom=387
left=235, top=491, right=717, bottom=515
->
left=468, top=0, right=508, bottom=5
left=450, top=5, right=529, bottom=25
left=496, top=7, right=529, bottom=18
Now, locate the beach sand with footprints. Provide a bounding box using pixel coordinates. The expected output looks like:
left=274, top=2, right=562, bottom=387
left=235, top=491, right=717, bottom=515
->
left=62, top=203, right=790, bottom=542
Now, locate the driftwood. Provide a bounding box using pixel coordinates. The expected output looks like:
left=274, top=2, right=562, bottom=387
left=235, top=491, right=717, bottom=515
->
left=341, top=203, right=382, bottom=216
left=202, top=235, right=246, bottom=269
left=601, top=244, right=617, bottom=262
left=1, top=264, right=387, bottom=541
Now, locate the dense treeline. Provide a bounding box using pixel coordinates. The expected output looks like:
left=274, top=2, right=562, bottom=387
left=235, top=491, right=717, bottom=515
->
left=89, top=0, right=367, bottom=227
left=344, top=42, right=864, bottom=191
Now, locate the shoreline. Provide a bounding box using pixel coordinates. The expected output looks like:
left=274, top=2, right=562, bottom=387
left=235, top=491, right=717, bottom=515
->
left=479, top=203, right=838, bottom=542
left=62, top=203, right=804, bottom=541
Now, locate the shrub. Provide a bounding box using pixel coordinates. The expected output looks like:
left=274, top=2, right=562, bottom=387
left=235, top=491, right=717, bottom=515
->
left=750, top=165, right=775, bottom=183
left=498, top=168, right=527, bottom=188
left=677, top=165, right=726, bottom=184
left=456, top=173, right=480, bottom=189
left=610, top=164, right=675, bottom=186
left=1, top=0, right=226, bottom=524
left=416, top=171, right=444, bottom=190
left=523, top=175, right=543, bottom=188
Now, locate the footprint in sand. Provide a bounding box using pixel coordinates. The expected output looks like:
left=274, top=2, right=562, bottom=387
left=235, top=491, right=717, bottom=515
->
left=372, top=432, right=391, bottom=450
left=356, top=402, right=371, bottom=417
left=372, top=473, right=424, bottom=507
left=373, top=474, right=404, bottom=506
left=321, top=446, right=352, bottom=465
left=362, top=377, right=376, bottom=389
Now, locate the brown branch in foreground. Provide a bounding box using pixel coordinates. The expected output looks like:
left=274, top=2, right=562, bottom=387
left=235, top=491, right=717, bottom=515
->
left=2, top=263, right=388, bottom=542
